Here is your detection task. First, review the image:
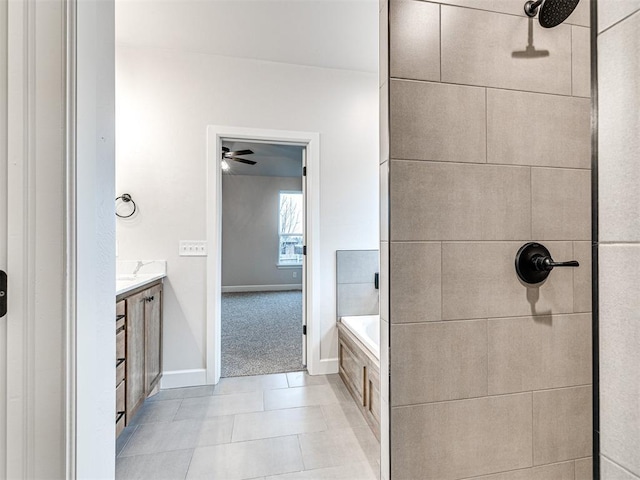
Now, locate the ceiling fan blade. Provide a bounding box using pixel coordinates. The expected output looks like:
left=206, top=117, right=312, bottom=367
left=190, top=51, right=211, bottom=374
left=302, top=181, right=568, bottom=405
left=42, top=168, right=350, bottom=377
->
left=228, top=149, right=254, bottom=156
left=222, top=146, right=230, bottom=153
left=232, top=157, right=257, bottom=165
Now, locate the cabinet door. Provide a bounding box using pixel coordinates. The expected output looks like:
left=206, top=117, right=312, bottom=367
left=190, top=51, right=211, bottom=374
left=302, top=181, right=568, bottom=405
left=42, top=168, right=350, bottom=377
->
left=126, top=290, right=146, bottom=421
left=145, top=284, right=162, bottom=393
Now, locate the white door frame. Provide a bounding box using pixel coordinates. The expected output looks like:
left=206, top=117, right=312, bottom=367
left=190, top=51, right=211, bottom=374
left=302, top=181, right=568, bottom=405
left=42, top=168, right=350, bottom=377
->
left=2, top=0, right=116, bottom=477
left=4, top=0, right=72, bottom=477
left=206, top=126, right=321, bottom=383
left=0, top=0, right=8, bottom=474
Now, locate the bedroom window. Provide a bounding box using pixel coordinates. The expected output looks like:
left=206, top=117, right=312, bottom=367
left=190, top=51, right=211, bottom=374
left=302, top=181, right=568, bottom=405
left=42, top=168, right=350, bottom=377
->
left=278, top=191, right=303, bottom=266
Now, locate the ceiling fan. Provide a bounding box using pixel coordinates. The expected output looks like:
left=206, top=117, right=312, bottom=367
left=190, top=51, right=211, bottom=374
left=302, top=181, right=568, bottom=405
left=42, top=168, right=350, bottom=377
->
left=222, top=147, right=256, bottom=165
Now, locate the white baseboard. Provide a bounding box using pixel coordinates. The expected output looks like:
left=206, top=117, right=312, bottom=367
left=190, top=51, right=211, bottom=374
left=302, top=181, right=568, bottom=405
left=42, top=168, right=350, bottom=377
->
left=222, top=284, right=303, bottom=293
left=160, top=368, right=208, bottom=389
left=309, top=358, right=338, bottom=375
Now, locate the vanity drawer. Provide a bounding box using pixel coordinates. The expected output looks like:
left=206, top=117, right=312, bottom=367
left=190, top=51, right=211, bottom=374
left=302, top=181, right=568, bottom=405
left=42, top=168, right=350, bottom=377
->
left=116, top=413, right=126, bottom=437
left=116, top=330, right=126, bottom=361
left=116, top=380, right=125, bottom=416
left=116, top=360, right=126, bottom=386
left=116, top=300, right=125, bottom=317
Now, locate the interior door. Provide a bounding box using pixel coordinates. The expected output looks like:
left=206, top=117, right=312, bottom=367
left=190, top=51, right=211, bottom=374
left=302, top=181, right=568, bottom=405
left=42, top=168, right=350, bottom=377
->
left=301, top=147, right=307, bottom=366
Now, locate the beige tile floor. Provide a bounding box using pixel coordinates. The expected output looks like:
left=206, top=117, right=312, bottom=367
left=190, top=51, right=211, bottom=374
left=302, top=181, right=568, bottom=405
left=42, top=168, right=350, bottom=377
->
left=116, top=372, right=380, bottom=480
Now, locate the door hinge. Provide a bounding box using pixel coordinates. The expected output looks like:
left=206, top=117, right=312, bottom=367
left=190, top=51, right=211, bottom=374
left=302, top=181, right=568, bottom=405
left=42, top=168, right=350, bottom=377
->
left=303, top=245, right=307, bottom=256
left=0, top=270, right=7, bottom=318
left=303, top=166, right=307, bottom=176
left=303, top=325, right=307, bottom=335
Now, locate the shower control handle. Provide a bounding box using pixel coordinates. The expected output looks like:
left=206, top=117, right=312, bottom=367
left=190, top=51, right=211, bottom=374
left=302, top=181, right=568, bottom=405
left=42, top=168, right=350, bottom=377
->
left=531, top=255, right=579, bottom=271
left=515, top=242, right=579, bottom=284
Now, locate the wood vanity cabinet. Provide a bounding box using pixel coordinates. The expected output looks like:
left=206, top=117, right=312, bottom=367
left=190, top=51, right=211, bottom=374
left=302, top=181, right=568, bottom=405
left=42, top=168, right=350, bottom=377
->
left=116, top=280, right=163, bottom=435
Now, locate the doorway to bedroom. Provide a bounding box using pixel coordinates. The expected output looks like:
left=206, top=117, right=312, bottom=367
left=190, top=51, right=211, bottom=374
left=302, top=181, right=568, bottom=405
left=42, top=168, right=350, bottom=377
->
left=220, top=140, right=307, bottom=378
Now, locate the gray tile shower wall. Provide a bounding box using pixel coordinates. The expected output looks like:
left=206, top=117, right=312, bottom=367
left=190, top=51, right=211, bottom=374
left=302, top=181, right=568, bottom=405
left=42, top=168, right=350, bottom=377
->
left=336, top=250, right=380, bottom=317
left=382, top=1, right=593, bottom=479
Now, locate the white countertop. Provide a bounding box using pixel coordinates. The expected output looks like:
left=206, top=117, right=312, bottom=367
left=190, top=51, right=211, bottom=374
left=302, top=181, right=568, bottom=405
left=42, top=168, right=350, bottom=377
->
left=116, top=259, right=167, bottom=297
left=116, top=273, right=166, bottom=297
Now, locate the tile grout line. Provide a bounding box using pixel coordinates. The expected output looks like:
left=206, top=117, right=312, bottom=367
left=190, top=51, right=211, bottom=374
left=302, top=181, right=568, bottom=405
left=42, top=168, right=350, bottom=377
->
left=390, top=157, right=592, bottom=172
left=116, top=424, right=139, bottom=459
left=171, top=398, right=184, bottom=422
left=531, top=391, right=534, bottom=467
left=439, top=3, right=442, bottom=83
left=230, top=413, right=238, bottom=444
left=183, top=448, right=196, bottom=480
left=392, top=383, right=594, bottom=410
left=571, top=25, right=574, bottom=96
left=296, top=433, right=308, bottom=471
left=485, top=87, right=488, bottom=164
left=391, top=240, right=590, bottom=244
left=440, top=241, right=443, bottom=322
left=392, top=311, right=592, bottom=325
left=530, top=166, right=533, bottom=239
left=486, top=318, right=489, bottom=397
left=390, top=77, right=586, bottom=99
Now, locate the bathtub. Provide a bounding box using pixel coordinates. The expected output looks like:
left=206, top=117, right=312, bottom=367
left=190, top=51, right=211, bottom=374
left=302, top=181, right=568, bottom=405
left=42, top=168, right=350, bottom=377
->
left=340, top=315, right=380, bottom=360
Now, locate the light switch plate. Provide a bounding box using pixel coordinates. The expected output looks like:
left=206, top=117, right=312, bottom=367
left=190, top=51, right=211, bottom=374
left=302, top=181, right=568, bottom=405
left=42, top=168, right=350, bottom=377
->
left=179, top=240, right=207, bottom=256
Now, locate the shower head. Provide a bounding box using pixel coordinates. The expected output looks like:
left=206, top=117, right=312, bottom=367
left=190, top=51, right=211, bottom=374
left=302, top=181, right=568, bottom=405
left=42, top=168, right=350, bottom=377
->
left=524, top=0, right=580, bottom=28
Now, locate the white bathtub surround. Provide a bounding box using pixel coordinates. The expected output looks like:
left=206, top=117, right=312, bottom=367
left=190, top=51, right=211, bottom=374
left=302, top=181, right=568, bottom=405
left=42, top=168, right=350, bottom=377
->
left=116, top=260, right=167, bottom=296
left=340, top=315, right=380, bottom=360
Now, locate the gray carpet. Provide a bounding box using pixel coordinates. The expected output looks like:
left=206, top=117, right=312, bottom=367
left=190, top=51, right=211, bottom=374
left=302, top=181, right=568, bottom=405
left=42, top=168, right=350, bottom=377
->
left=221, top=290, right=304, bottom=377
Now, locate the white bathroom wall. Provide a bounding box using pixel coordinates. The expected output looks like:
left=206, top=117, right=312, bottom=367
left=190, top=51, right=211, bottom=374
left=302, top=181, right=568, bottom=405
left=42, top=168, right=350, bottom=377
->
left=116, top=47, right=379, bottom=376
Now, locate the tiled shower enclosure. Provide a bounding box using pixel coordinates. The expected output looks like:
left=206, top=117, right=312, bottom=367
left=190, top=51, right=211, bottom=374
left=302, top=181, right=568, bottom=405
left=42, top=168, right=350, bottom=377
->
left=380, top=1, right=593, bottom=479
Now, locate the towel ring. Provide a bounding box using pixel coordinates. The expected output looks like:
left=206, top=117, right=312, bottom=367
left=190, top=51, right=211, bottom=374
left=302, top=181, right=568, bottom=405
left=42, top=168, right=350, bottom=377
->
left=116, top=193, right=137, bottom=218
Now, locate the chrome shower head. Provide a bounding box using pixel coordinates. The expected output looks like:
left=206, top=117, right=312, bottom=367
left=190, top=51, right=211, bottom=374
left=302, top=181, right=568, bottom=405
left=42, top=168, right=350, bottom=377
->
left=524, top=0, right=580, bottom=28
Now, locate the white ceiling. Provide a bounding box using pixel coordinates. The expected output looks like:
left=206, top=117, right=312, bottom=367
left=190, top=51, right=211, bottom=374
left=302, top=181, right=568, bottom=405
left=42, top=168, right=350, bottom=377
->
left=221, top=141, right=303, bottom=177
left=115, top=0, right=379, bottom=73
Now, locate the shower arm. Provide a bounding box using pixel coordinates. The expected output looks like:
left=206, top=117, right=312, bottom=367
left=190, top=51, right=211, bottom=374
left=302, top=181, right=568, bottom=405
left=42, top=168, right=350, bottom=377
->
left=524, top=0, right=543, bottom=17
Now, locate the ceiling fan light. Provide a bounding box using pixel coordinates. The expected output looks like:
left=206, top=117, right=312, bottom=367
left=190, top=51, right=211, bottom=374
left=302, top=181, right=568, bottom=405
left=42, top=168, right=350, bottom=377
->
left=221, top=160, right=230, bottom=171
